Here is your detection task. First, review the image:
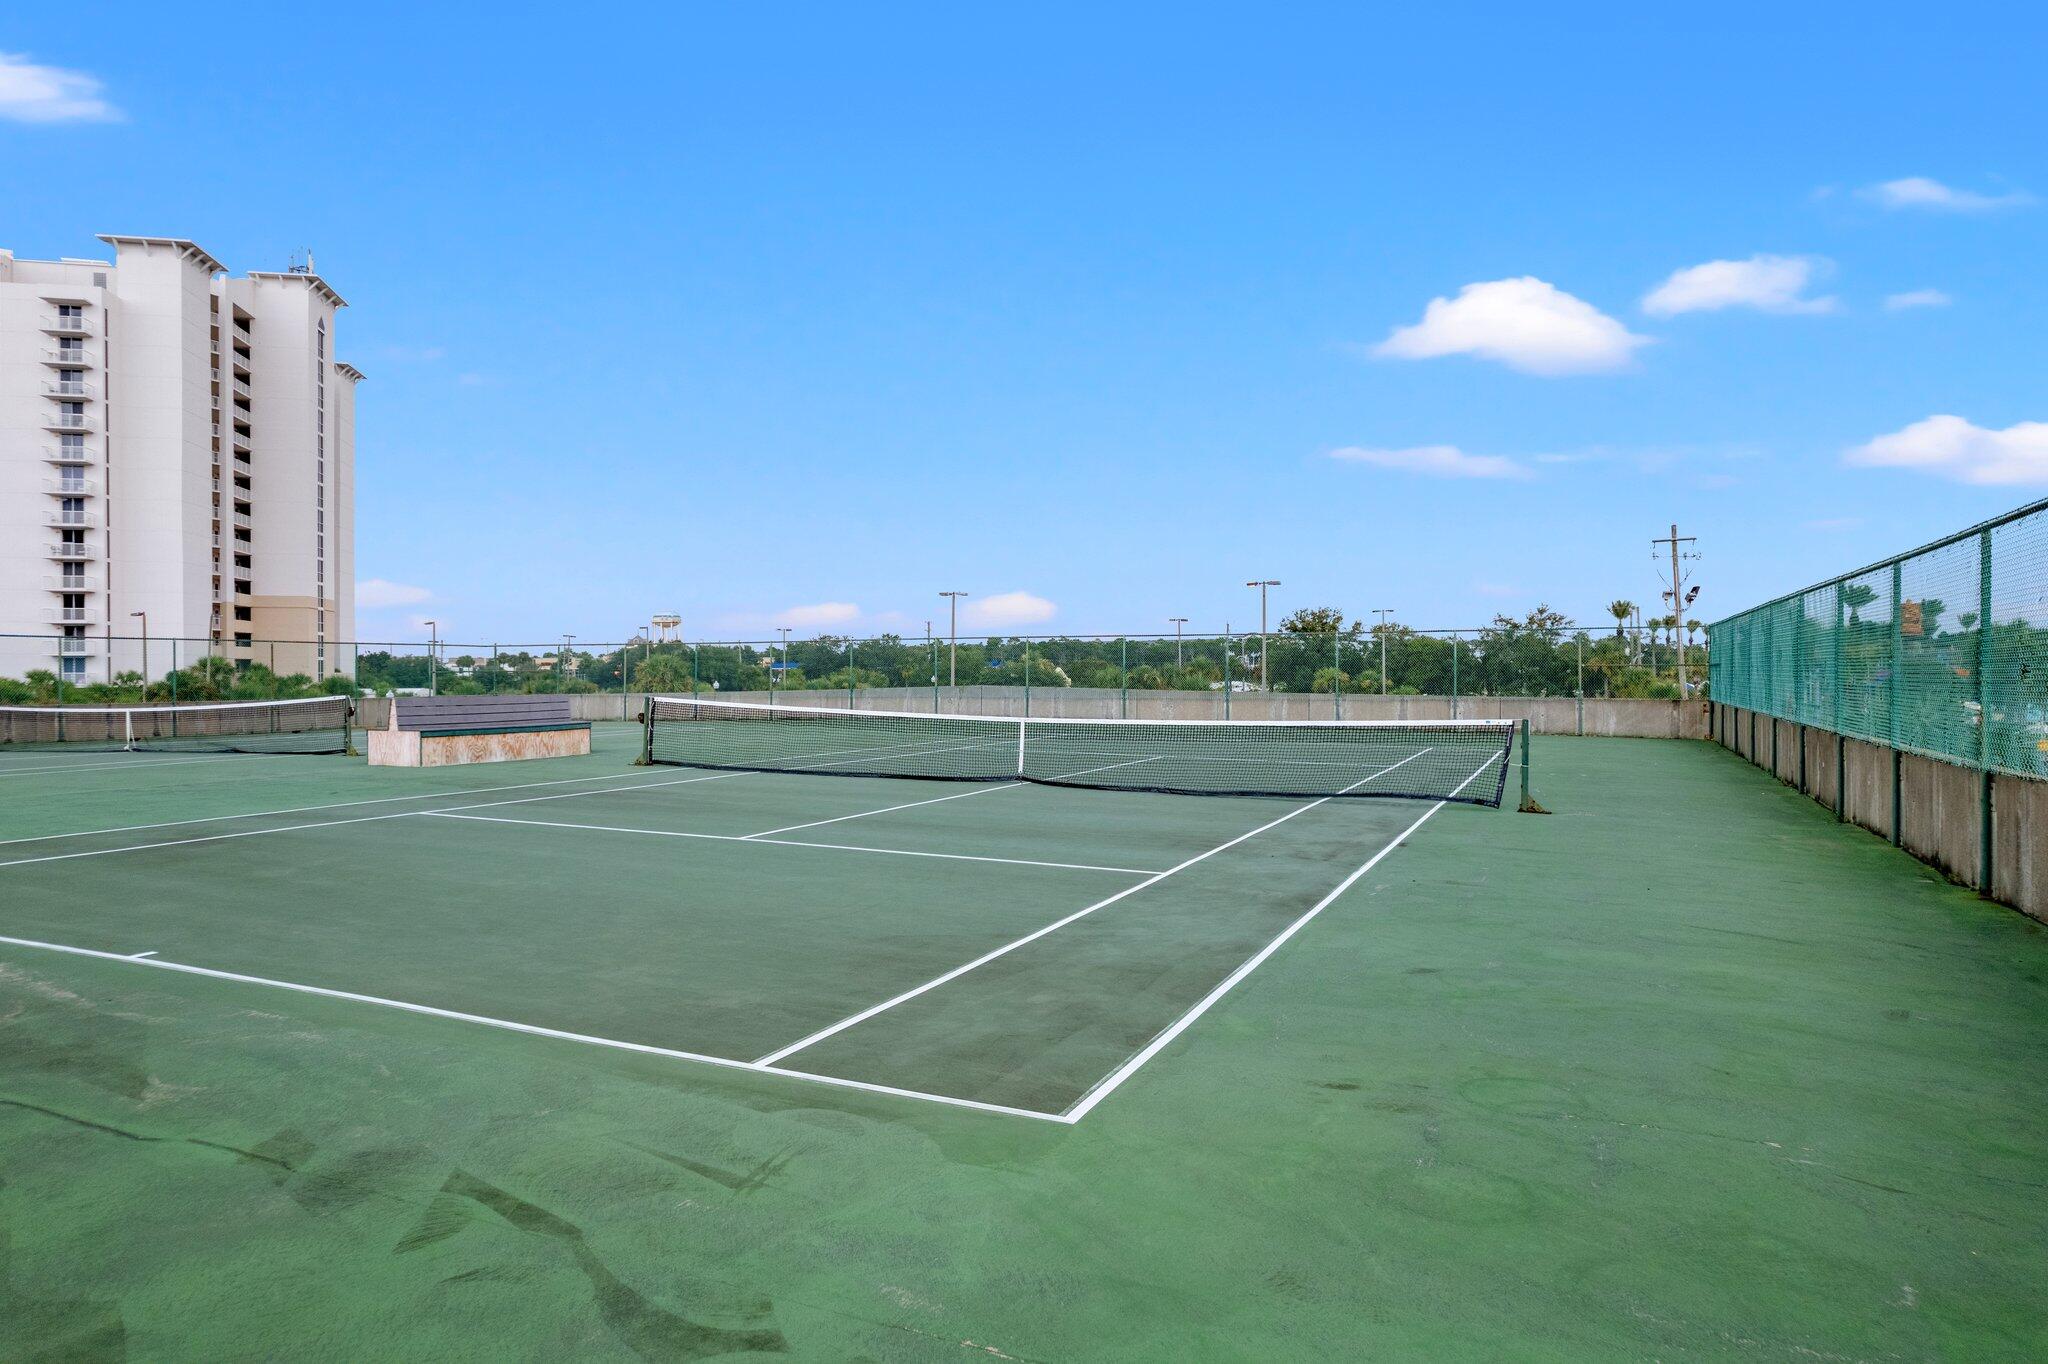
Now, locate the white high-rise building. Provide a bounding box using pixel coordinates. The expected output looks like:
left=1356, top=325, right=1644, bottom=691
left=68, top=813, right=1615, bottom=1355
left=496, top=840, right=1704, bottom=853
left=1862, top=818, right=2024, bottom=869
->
left=1, top=236, right=358, bottom=686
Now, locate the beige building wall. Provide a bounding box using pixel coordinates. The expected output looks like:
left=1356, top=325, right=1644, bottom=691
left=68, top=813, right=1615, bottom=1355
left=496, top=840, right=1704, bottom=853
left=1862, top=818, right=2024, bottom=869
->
left=0, top=236, right=358, bottom=684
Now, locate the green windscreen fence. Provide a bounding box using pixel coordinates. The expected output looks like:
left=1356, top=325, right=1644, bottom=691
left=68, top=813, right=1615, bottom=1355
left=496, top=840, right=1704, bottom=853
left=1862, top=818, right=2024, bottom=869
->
left=1708, top=499, right=2048, bottom=779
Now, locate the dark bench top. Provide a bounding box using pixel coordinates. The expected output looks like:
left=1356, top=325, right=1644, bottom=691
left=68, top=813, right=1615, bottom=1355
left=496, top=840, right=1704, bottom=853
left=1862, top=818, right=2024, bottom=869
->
left=390, top=695, right=587, bottom=735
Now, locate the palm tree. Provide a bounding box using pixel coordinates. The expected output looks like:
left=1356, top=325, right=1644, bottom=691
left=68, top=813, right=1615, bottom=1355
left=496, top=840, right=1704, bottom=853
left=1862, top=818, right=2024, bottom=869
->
left=1608, top=600, right=1634, bottom=638
left=1686, top=618, right=1701, bottom=645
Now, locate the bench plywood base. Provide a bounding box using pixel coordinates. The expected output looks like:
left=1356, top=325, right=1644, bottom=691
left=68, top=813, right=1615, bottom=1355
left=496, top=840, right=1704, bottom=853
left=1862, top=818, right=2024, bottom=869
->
left=369, top=725, right=592, bottom=767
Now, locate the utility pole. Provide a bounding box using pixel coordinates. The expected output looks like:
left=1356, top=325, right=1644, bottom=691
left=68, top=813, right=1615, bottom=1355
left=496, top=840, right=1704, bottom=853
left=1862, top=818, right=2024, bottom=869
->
left=1245, top=580, right=1279, bottom=689
left=1169, top=617, right=1189, bottom=669
left=1372, top=607, right=1395, bottom=694
left=939, top=591, right=968, bottom=686
left=424, top=620, right=438, bottom=695
left=130, top=610, right=148, bottom=691
left=1652, top=524, right=1700, bottom=696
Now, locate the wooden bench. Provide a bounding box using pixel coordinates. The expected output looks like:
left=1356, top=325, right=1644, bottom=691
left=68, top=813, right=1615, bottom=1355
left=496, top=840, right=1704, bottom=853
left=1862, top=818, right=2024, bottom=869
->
left=366, top=695, right=591, bottom=767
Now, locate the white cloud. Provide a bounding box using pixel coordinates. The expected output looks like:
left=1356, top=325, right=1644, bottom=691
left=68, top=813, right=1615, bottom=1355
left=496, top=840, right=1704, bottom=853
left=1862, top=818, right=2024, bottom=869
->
left=1329, top=444, right=1532, bottom=480
left=1884, top=288, right=1952, bottom=311
left=963, top=591, right=1057, bottom=628
left=1860, top=177, right=2033, bottom=213
left=1847, top=415, right=2048, bottom=485
left=773, top=602, right=860, bottom=629
left=0, top=52, right=120, bottom=123
left=357, top=578, right=432, bottom=608
left=1642, top=255, right=1836, bottom=316
left=1371, top=277, right=1648, bottom=376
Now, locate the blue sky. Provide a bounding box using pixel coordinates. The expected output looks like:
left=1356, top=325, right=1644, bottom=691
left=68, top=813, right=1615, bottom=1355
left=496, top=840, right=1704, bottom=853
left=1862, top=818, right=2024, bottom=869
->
left=5, top=4, right=2043, bottom=646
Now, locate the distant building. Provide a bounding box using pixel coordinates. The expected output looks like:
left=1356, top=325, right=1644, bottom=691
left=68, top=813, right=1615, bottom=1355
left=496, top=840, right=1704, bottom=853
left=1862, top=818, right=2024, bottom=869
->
left=0, top=236, right=358, bottom=683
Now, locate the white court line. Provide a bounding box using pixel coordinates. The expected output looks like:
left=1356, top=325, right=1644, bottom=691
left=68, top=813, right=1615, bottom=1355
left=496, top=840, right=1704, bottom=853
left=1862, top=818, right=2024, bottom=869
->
left=0, top=931, right=1068, bottom=1124
left=422, top=811, right=1161, bottom=876
left=0, top=754, right=254, bottom=779
left=739, top=755, right=1167, bottom=840
left=128, top=950, right=157, bottom=959
left=1061, top=751, right=1499, bottom=1122
left=742, top=783, right=1019, bottom=839
left=750, top=749, right=1432, bottom=1067
left=0, top=768, right=690, bottom=850
left=0, top=771, right=749, bottom=871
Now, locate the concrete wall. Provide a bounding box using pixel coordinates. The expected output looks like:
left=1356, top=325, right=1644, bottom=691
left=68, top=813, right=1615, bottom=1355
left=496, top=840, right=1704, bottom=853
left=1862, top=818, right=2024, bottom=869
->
left=1841, top=738, right=1894, bottom=841
left=1716, top=703, right=2035, bottom=923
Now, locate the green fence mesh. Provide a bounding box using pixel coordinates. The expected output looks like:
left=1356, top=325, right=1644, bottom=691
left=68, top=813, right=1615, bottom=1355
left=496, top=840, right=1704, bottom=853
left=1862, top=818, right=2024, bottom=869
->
left=1708, top=500, right=2048, bottom=778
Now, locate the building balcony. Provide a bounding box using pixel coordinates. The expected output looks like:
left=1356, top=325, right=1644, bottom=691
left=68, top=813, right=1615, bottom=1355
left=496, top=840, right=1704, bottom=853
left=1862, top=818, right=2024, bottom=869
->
left=45, top=380, right=95, bottom=399
left=233, top=378, right=252, bottom=400
left=43, top=313, right=90, bottom=335
left=55, top=638, right=93, bottom=658
left=43, top=445, right=94, bottom=464
left=43, top=574, right=98, bottom=591
left=233, top=510, right=251, bottom=529
left=48, top=543, right=96, bottom=560
left=233, top=315, right=251, bottom=337
left=47, top=509, right=97, bottom=528
left=45, top=477, right=99, bottom=495
left=45, top=606, right=97, bottom=625
left=42, top=347, right=92, bottom=367
left=232, top=351, right=251, bottom=376
left=45, top=413, right=91, bottom=432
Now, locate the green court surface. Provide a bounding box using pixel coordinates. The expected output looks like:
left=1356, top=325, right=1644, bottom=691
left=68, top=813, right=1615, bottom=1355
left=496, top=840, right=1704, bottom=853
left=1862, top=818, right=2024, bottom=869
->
left=2, top=723, right=2046, bottom=1358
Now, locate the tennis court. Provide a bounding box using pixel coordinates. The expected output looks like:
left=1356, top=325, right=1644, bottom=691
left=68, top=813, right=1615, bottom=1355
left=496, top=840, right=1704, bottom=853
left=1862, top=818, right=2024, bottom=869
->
left=4, top=707, right=2046, bottom=1359
left=0, top=706, right=1507, bottom=1124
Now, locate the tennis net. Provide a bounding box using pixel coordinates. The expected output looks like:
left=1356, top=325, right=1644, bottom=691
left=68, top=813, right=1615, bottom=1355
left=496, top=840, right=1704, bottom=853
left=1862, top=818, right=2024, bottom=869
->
left=0, top=696, right=355, bottom=757
left=643, top=697, right=1515, bottom=805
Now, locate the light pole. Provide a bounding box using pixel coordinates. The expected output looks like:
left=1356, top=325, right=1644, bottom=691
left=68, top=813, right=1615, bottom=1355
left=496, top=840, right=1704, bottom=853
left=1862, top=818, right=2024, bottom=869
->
left=424, top=620, right=438, bottom=695
left=130, top=611, right=148, bottom=692
left=637, top=625, right=651, bottom=693
left=776, top=626, right=792, bottom=692
left=939, top=591, right=968, bottom=687
left=1245, top=581, right=1279, bottom=689
left=1169, top=617, right=1188, bottom=670
left=1372, top=607, right=1396, bottom=695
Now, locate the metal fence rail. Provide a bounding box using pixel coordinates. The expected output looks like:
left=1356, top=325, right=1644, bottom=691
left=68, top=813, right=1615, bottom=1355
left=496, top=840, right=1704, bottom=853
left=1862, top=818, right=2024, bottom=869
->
left=1708, top=498, right=2047, bottom=780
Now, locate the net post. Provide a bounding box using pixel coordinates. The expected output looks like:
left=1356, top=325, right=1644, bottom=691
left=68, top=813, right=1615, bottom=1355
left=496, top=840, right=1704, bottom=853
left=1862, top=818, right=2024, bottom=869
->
left=1015, top=715, right=1027, bottom=775
left=637, top=692, right=656, bottom=765
left=1516, top=717, right=1547, bottom=813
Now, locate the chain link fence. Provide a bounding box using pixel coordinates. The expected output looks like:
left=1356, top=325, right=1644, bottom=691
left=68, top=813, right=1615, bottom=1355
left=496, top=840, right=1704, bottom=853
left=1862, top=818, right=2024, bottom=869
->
left=1708, top=498, right=2048, bottom=779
